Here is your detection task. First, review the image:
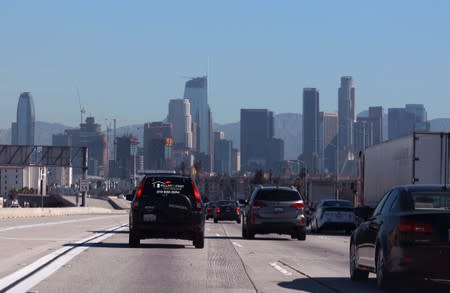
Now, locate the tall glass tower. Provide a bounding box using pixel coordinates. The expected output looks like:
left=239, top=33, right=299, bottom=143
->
left=184, top=77, right=211, bottom=155
left=12, top=92, right=35, bottom=145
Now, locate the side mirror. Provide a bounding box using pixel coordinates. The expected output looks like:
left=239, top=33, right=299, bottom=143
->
left=354, top=206, right=373, bottom=221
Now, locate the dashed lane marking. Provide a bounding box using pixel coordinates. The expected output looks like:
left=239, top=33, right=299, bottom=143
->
left=232, top=242, right=243, bottom=248
left=270, top=262, right=293, bottom=276
left=215, top=233, right=221, bottom=237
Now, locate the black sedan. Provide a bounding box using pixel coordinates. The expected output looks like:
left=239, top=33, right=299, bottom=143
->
left=350, top=185, right=450, bottom=289
left=212, top=200, right=241, bottom=223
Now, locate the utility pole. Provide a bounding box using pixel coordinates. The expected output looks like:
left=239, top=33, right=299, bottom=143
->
left=81, top=147, right=88, bottom=207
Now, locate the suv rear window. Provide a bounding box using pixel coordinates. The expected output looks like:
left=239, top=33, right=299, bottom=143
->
left=217, top=201, right=237, bottom=208
left=255, top=189, right=301, bottom=201
left=141, top=176, right=194, bottom=198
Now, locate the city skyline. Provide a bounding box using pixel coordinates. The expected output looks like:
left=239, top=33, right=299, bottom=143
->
left=1, top=1, right=450, bottom=129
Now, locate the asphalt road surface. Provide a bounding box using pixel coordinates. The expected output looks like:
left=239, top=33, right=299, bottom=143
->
left=0, top=215, right=449, bottom=292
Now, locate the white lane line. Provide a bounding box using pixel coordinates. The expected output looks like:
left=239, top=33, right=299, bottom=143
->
left=0, top=224, right=127, bottom=293
left=232, top=242, right=243, bottom=248
left=0, top=215, right=123, bottom=233
left=215, top=233, right=221, bottom=237
left=270, top=262, right=293, bottom=276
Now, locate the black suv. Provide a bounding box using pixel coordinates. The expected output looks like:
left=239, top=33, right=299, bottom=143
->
left=241, top=185, right=306, bottom=240
left=128, top=173, right=205, bottom=248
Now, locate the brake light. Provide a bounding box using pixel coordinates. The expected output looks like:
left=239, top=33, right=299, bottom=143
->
left=164, top=180, right=172, bottom=184
left=215, top=207, right=221, bottom=213
left=192, top=181, right=202, bottom=211
left=207, top=207, right=213, bottom=212
left=399, top=222, right=433, bottom=233
left=291, top=203, right=305, bottom=210
left=135, top=181, right=144, bottom=199
left=236, top=207, right=241, bottom=215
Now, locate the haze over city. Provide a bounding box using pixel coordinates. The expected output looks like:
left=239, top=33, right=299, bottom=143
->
left=1, top=0, right=450, bottom=129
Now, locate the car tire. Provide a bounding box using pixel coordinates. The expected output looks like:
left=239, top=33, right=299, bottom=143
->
left=129, top=229, right=140, bottom=248
left=213, top=218, right=218, bottom=223
left=297, top=230, right=306, bottom=241
left=349, top=241, right=369, bottom=281
left=376, top=246, right=392, bottom=289
left=193, top=232, right=204, bottom=249
left=236, top=219, right=241, bottom=224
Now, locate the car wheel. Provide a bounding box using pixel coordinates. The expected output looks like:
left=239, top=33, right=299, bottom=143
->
left=297, top=230, right=306, bottom=241
left=376, top=246, right=391, bottom=289
left=213, top=218, right=218, bottom=223
left=193, top=232, right=204, bottom=249
left=129, top=229, right=140, bottom=248
left=349, top=241, right=369, bottom=281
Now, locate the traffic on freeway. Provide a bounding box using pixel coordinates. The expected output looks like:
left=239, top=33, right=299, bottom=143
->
left=1, top=190, right=450, bottom=293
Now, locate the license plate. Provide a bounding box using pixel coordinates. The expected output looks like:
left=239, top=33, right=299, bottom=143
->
left=143, top=214, right=156, bottom=222
left=274, top=207, right=284, bottom=213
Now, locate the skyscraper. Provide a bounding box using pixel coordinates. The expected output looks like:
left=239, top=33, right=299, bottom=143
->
left=143, top=122, right=173, bottom=170
left=338, top=76, right=355, bottom=173
left=302, top=88, right=320, bottom=173
left=168, top=98, right=193, bottom=149
left=388, top=108, right=416, bottom=140
left=405, top=104, right=430, bottom=131
left=12, top=92, right=35, bottom=145
left=368, top=106, right=383, bottom=144
left=319, top=112, right=338, bottom=174
left=184, top=77, right=211, bottom=155
left=240, top=109, right=274, bottom=172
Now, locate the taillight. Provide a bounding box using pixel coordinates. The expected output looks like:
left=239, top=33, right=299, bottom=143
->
left=135, top=181, right=144, bottom=199
left=291, top=203, right=305, bottom=210
left=192, top=181, right=203, bottom=211
left=215, top=207, right=221, bottom=213
left=236, top=207, right=241, bottom=215
left=399, top=222, right=433, bottom=233
left=207, top=207, right=213, bottom=212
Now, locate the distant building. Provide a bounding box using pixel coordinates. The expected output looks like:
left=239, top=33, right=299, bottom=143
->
left=240, top=109, right=274, bottom=171
left=184, top=77, right=211, bottom=155
left=12, top=92, right=35, bottom=145
left=302, top=88, right=320, bottom=173
left=268, top=138, right=284, bottom=170
left=338, top=76, right=355, bottom=173
left=353, top=117, right=373, bottom=153
left=368, top=106, right=383, bottom=144
left=213, top=131, right=233, bottom=175
left=143, top=122, right=173, bottom=170
left=231, top=148, right=240, bottom=174
left=388, top=108, right=416, bottom=140
left=53, top=117, right=109, bottom=177
left=168, top=99, right=193, bottom=149
left=319, top=112, right=338, bottom=174
left=0, top=166, right=45, bottom=195
left=405, top=104, right=430, bottom=132
left=113, top=135, right=139, bottom=179
left=47, top=167, right=72, bottom=187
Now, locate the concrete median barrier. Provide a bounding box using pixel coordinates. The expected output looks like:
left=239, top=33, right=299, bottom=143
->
left=0, top=207, right=127, bottom=219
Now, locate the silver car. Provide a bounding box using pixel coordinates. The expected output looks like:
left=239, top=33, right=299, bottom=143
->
left=241, top=185, right=306, bottom=240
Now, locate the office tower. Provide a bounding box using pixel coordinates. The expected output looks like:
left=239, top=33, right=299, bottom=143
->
left=319, top=112, right=338, bottom=174
left=353, top=117, right=373, bottom=153
left=168, top=98, right=193, bottom=149
left=240, top=109, right=274, bottom=171
left=12, top=92, right=35, bottom=145
left=405, top=104, right=430, bottom=131
left=368, top=106, right=383, bottom=144
left=388, top=108, right=416, bottom=140
left=338, top=76, right=356, bottom=173
left=231, top=148, right=240, bottom=174
left=184, top=77, right=211, bottom=155
left=302, top=88, right=320, bottom=173
left=268, top=138, right=284, bottom=170
left=115, top=135, right=139, bottom=179
left=214, top=131, right=233, bottom=175
left=60, top=117, right=109, bottom=177
left=143, top=122, right=173, bottom=170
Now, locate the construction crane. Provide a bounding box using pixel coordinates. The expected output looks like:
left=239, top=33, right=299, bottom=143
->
left=76, top=86, right=86, bottom=124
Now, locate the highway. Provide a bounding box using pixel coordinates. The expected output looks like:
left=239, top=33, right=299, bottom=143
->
left=0, top=215, right=449, bottom=293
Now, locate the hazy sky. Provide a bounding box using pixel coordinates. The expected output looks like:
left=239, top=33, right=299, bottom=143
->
left=1, top=0, right=449, bottom=129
